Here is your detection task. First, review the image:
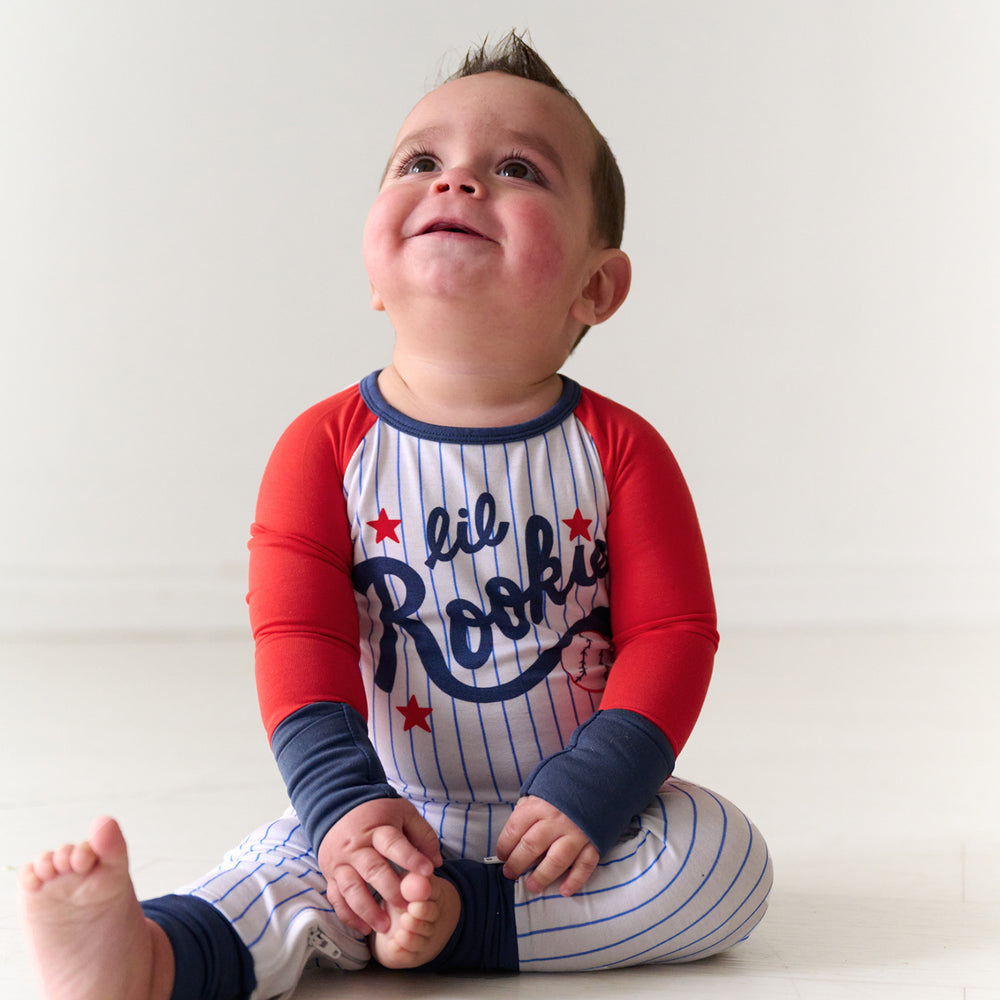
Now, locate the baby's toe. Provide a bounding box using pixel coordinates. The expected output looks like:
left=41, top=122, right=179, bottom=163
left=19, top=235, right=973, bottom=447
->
left=406, top=898, right=440, bottom=925
left=52, top=844, right=76, bottom=875
left=31, top=851, right=58, bottom=883
left=70, top=841, right=99, bottom=876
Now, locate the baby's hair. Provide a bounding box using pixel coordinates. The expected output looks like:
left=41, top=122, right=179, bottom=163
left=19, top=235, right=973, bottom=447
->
left=447, top=31, right=625, bottom=253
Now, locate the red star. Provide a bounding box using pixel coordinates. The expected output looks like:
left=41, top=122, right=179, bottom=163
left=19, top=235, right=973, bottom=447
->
left=396, top=695, right=433, bottom=733
left=562, top=508, right=592, bottom=541
left=366, top=508, right=402, bottom=543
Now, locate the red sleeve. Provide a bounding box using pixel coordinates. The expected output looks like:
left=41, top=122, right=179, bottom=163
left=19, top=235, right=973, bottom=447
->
left=574, top=388, right=718, bottom=756
left=248, top=385, right=376, bottom=741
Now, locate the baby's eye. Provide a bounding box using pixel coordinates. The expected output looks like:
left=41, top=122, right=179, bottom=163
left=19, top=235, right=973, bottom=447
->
left=402, top=155, right=439, bottom=175
left=497, top=159, right=542, bottom=184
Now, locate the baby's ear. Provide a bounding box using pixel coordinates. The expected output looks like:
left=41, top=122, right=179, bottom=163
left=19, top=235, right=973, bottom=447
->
left=369, top=279, right=386, bottom=312
left=571, top=249, right=631, bottom=328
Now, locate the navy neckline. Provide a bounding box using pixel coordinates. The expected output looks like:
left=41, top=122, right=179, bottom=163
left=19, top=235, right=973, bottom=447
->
left=358, top=371, right=581, bottom=444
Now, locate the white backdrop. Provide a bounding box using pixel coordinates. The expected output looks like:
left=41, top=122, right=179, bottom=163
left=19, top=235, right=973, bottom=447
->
left=2, top=0, right=998, bottom=633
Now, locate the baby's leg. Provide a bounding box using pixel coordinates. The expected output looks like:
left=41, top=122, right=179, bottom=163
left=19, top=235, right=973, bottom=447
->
left=19, top=816, right=175, bottom=1000
left=172, top=809, right=369, bottom=996
left=515, top=778, right=773, bottom=971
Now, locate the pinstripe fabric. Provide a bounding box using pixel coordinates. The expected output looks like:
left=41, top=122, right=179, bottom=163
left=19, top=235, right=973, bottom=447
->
left=514, top=778, right=772, bottom=970
left=195, top=373, right=771, bottom=990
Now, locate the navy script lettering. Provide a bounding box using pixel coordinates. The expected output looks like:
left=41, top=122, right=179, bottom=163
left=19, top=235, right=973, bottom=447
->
left=424, top=492, right=509, bottom=569
left=352, top=492, right=610, bottom=703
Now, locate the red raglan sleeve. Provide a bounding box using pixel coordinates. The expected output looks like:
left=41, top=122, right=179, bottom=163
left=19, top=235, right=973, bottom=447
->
left=574, top=388, right=719, bottom=757
left=248, top=386, right=376, bottom=742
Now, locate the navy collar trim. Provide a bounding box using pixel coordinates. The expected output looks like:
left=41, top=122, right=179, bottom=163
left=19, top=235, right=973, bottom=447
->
left=359, top=371, right=582, bottom=444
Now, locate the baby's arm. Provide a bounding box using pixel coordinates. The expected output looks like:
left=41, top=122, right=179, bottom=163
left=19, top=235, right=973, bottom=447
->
left=249, top=397, right=445, bottom=929
left=498, top=390, right=720, bottom=894
left=271, top=701, right=442, bottom=934
left=496, top=708, right=675, bottom=894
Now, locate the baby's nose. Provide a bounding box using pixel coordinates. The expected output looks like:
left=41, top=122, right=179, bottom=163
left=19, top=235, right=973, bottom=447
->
left=433, top=167, right=482, bottom=197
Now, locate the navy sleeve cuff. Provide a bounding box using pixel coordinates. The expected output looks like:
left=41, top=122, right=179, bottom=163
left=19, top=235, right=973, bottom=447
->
left=519, top=709, right=676, bottom=856
left=271, top=701, right=399, bottom=853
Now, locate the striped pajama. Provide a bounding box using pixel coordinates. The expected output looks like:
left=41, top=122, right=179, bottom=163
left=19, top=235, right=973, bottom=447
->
left=220, top=372, right=773, bottom=996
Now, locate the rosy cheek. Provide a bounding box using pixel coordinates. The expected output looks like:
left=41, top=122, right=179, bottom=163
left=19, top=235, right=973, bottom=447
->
left=509, top=206, right=573, bottom=286
left=361, top=196, right=397, bottom=284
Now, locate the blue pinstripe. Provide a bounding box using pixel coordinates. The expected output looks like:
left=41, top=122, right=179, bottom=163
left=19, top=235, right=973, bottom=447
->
left=502, top=439, right=545, bottom=765
left=412, top=438, right=447, bottom=806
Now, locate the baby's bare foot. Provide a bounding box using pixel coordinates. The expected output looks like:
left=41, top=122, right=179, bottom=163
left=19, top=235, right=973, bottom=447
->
left=371, top=871, right=461, bottom=969
left=19, top=817, right=174, bottom=1000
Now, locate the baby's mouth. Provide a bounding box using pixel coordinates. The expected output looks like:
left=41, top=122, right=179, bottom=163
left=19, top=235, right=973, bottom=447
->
left=418, top=220, right=489, bottom=239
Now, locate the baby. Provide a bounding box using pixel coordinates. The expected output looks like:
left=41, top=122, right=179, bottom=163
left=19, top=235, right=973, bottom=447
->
left=21, top=32, right=772, bottom=1000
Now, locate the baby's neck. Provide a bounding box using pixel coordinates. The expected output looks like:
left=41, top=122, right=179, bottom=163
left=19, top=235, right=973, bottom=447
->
left=377, top=362, right=565, bottom=429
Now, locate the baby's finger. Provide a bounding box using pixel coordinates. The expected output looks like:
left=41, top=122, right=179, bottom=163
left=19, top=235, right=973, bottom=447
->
left=330, top=864, right=388, bottom=934
left=325, top=881, right=373, bottom=936
left=558, top=844, right=600, bottom=897
left=495, top=812, right=530, bottom=862
left=351, top=846, right=408, bottom=910
left=402, top=811, right=444, bottom=869
left=371, top=825, right=436, bottom=877
left=500, top=826, right=547, bottom=881
left=523, top=836, right=582, bottom=893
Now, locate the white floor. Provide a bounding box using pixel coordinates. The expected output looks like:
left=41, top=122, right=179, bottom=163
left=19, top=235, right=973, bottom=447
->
left=2, top=627, right=998, bottom=999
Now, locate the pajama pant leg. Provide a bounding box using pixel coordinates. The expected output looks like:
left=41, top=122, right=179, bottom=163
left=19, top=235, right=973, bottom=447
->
left=514, top=777, right=773, bottom=971
left=170, top=809, right=369, bottom=1000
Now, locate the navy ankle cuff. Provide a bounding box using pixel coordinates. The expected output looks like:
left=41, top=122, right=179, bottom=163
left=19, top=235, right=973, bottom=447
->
left=142, top=894, right=256, bottom=1000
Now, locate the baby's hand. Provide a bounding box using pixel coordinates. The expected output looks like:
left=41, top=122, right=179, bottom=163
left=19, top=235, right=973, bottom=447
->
left=318, top=798, right=442, bottom=935
left=496, top=796, right=599, bottom=896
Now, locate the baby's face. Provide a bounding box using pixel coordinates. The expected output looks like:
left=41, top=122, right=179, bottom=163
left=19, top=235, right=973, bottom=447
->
left=363, top=72, right=602, bottom=333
